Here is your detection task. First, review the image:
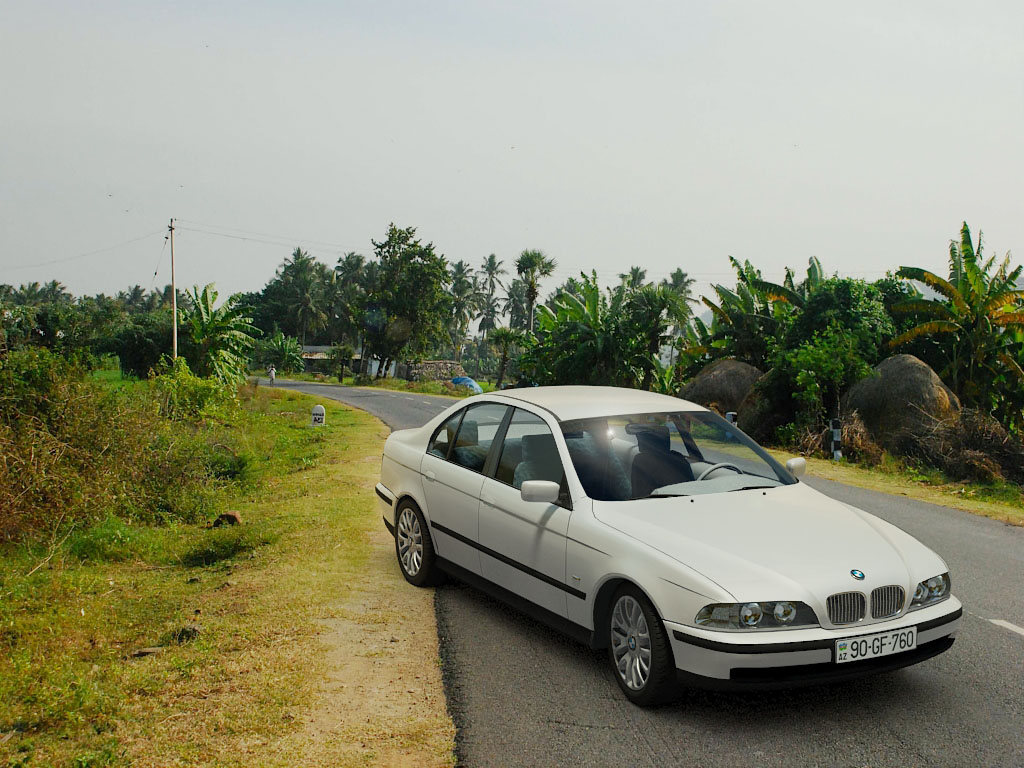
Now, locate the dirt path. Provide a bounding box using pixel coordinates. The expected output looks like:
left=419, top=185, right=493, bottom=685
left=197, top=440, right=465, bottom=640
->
left=296, top=523, right=455, bottom=767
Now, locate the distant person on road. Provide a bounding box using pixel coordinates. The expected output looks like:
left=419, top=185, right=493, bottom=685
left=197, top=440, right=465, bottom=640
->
left=268, top=365, right=276, bottom=387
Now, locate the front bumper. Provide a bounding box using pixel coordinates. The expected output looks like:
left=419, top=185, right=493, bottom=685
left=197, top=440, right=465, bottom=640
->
left=666, top=598, right=962, bottom=688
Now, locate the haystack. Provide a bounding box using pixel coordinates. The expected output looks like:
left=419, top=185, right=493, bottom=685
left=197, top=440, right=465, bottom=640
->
left=842, top=354, right=960, bottom=452
left=679, top=359, right=763, bottom=414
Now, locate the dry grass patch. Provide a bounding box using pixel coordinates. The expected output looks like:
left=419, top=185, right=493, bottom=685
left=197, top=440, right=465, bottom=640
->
left=0, top=389, right=454, bottom=767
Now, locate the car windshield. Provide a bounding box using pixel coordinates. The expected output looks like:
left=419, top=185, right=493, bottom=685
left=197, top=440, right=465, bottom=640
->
left=559, top=410, right=796, bottom=501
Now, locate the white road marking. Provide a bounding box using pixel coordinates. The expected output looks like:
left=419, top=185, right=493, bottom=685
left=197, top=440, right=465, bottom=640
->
left=989, top=619, right=1024, bottom=638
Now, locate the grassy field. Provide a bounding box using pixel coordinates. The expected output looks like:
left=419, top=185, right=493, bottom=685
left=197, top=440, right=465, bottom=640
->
left=0, top=387, right=454, bottom=767
left=766, top=448, right=1024, bottom=526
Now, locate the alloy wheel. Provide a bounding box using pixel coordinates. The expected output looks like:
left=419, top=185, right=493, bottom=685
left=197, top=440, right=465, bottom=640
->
left=396, top=507, right=423, bottom=576
left=610, top=594, right=652, bottom=690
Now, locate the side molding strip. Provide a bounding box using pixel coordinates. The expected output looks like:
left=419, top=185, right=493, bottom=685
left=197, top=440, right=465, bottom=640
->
left=436, top=556, right=595, bottom=648
left=430, top=521, right=586, bottom=600
left=375, top=487, right=393, bottom=506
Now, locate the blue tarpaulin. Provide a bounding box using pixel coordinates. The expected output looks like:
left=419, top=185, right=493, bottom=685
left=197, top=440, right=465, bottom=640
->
left=452, top=376, right=483, bottom=394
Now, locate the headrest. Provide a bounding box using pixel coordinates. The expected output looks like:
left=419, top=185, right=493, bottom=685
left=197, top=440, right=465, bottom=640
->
left=522, top=433, right=559, bottom=463
left=635, top=425, right=670, bottom=453
left=455, top=419, right=478, bottom=447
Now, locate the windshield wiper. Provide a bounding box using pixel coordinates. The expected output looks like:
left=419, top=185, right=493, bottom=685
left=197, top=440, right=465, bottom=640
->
left=646, top=492, right=691, bottom=498
left=728, top=485, right=775, bottom=492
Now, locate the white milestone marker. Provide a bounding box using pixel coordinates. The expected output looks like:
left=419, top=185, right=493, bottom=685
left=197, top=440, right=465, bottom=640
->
left=311, top=404, right=326, bottom=427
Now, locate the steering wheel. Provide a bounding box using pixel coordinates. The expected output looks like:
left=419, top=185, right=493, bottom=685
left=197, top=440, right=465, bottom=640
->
left=696, top=462, right=743, bottom=481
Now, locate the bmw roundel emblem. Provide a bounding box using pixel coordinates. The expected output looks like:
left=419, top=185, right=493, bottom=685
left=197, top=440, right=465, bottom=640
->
left=851, top=569, right=865, bottom=580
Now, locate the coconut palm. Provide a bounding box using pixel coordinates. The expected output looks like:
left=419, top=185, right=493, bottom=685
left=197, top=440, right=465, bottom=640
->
left=515, top=249, right=557, bottom=333
left=41, top=280, right=72, bottom=304
left=891, top=222, right=1024, bottom=426
left=477, top=254, right=507, bottom=338
left=448, top=261, right=485, bottom=362
left=502, top=278, right=530, bottom=331
left=14, top=282, right=43, bottom=306
left=618, top=266, right=647, bottom=290
left=181, top=283, right=260, bottom=385
left=661, top=268, right=696, bottom=305
left=489, top=326, right=524, bottom=389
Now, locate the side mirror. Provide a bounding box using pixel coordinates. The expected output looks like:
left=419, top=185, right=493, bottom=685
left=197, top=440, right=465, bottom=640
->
left=520, top=480, right=560, bottom=504
left=785, top=457, right=807, bottom=478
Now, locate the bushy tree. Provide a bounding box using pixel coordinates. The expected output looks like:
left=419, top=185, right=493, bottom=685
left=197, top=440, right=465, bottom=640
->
left=359, top=224, right=450, bottom=377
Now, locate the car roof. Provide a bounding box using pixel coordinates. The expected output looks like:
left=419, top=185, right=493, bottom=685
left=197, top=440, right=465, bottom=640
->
left=482, top=385, right=707, bottom=422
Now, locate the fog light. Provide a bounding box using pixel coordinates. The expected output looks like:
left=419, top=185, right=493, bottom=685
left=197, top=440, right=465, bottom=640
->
left=739, top=602, right=763, bottom=627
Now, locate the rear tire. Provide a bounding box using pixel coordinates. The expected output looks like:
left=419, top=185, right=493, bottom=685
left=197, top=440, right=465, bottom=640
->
left=607, top=584, right=677, bottom=706
left=394, top=501, right=444, bottom=587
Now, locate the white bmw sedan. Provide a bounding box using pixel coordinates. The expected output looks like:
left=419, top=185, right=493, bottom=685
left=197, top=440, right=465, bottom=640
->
left=375, top=386, right=961, bottom=705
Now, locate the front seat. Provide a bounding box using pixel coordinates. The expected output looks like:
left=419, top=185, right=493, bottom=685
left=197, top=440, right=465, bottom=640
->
left=513, top=433, right=563, bottom=488
left=630, top=425, right=694, bottom=498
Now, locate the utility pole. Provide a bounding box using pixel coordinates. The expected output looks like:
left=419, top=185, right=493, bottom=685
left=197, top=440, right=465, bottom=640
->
left=169, top=218, right=177, bottom=359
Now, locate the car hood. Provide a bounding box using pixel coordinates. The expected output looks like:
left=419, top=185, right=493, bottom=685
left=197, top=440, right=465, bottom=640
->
left=593, top=481, right=942, bottom=604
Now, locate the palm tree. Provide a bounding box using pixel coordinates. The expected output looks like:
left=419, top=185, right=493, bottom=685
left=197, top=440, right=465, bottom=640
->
left=661, top=269, right=696, bottom=305
left=41, top=280, right=71, bottom=304
left=891, top=222, right=1024, bottom=426
left=618, top=266, right=647, bottom=289
left=279, top=248, right=332, bottom=345
left=181, top=284, right=260, bottom=385
left=623, top=284, right=688, bottom=390
left=489, top=326, right=524, bottom=389
left=448, top=260, right=484, bottom=362
left=502, top=278, right=530, bottom=331
left=477, top=254, right=507, bottom=339
left=14, top=282, right=43, bottom=306
left=515, top=249, right=557, bottom=333
left=118, top=285, right=148, bottom=313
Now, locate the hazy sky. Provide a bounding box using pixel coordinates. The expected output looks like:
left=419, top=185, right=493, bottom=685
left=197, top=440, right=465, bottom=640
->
left=2, top=1, right=1022, bottom=304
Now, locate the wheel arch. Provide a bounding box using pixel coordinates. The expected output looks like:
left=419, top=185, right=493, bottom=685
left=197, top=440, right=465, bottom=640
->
left=591, top=577, right=663, bottom=650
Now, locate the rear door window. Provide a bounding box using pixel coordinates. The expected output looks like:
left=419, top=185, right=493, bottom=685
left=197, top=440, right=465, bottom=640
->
left=449, top=403, right=510, bottom=473
left=427, top=410, right=465, bottom=459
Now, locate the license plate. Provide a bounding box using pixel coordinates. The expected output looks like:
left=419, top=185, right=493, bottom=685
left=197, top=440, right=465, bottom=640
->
left=835, top=626, right=916, bottom=664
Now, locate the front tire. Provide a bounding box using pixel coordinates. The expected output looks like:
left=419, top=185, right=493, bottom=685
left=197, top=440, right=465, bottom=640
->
left=607, top=584, right=676, bottom=706
left=394, top=501, right=443, bottom=587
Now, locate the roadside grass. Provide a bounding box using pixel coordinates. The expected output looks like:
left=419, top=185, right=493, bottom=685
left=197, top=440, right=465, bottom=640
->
left=0, top=387, right=453, bottom=767
left=766, top=447, right=1024, bottom=526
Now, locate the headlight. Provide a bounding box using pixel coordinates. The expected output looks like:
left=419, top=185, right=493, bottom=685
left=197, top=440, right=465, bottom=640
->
left=695, top=601, right=818, bottom=630
left=911, top=572, right=951, bottom=610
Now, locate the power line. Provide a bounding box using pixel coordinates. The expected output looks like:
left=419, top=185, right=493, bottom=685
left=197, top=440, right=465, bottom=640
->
left=148, top=234, right=170, bottom=291
left=176, top=219, right=364, bottom=252
left=6, top=229, right=165, bottom=271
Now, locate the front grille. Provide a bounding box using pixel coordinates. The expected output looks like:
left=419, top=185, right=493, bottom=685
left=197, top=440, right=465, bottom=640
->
left=871, top=585, right=906, bottom=619
left=827, top=591, right=865, bottom=625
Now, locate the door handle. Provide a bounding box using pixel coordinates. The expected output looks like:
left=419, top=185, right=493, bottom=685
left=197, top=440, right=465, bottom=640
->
left=424, top=470, right=436, bottom=481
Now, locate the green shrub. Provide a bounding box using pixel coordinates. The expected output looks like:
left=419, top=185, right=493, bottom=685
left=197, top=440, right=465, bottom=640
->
left=149, top=357, right=231, bottom=420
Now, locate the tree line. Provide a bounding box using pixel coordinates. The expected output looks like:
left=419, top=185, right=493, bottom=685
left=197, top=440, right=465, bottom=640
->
left=3, top=220, right=1022, bottom=442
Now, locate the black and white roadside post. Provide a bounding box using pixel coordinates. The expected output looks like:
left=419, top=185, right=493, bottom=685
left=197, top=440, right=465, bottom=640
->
left=725, top=412, right=737, bottom=425
left=311, top=404, right=326, bottom=427
left=831, top=417, right=842, bottom=460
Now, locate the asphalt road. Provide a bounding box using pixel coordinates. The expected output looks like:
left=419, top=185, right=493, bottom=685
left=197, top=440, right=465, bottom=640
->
left=277, top=381, right=1024, bottom=767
